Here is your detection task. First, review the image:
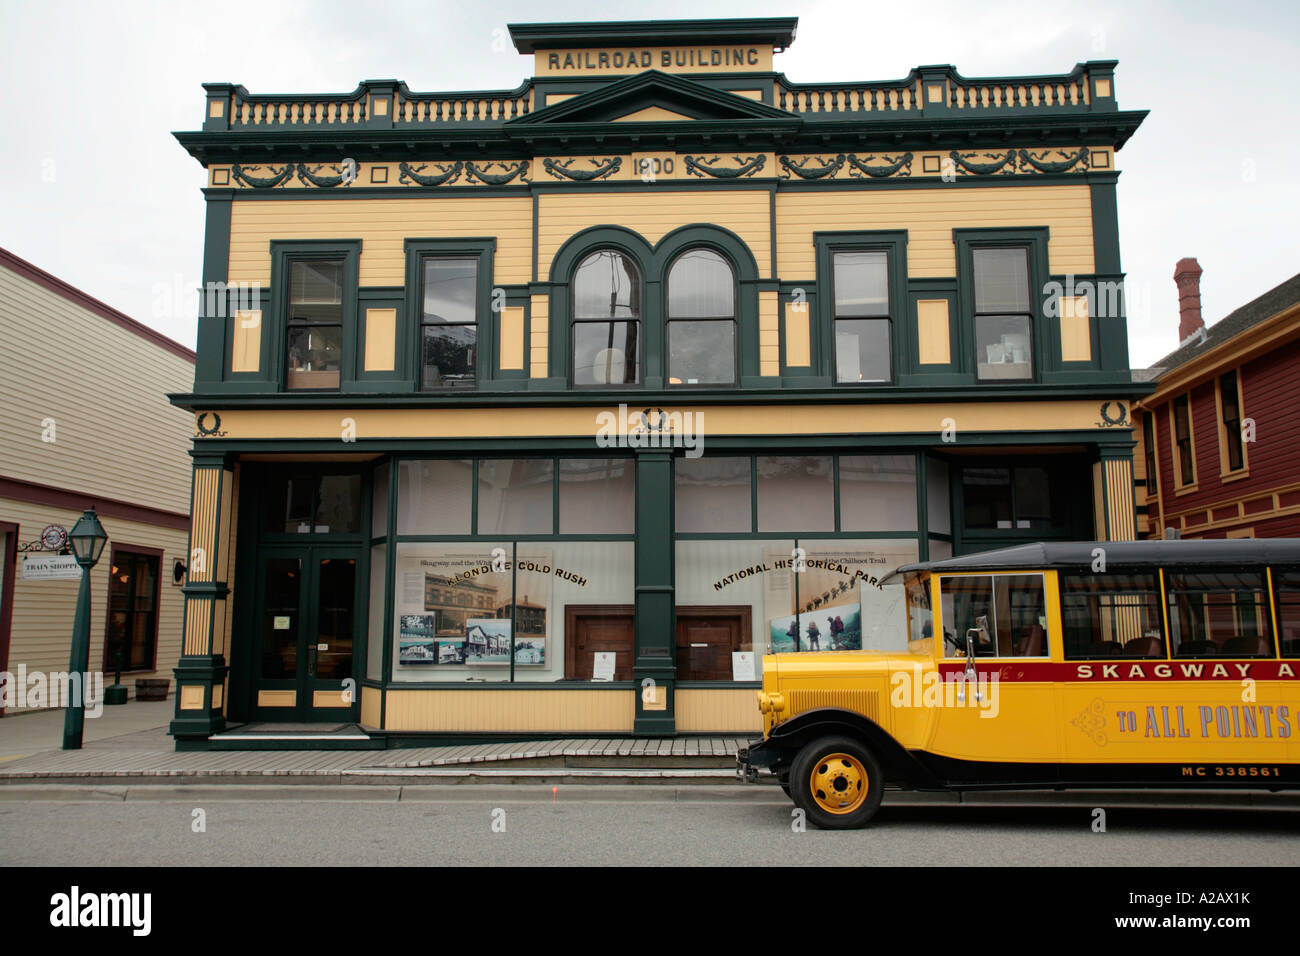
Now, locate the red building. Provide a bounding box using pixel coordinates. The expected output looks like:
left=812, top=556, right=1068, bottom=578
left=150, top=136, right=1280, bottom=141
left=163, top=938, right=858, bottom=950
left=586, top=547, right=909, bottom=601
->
left=1135, top=259, right=1300, bottom=540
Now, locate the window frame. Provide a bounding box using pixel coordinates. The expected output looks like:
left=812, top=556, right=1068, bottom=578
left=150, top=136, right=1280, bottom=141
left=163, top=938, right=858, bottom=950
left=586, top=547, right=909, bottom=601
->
left=954, top=228, right=1050, bottom=385
left=1170, top=393, right=1198, bottom=491
left=569, top=247, right=645, bottom=389
left=938, top=571, right=1051, bottom=660
left=664, top=246, right=738, bottom=387
left=1141, top=410, right=1160, bottom=500
left=269, top=240, right=361, bottom=393
left=1216, top=368, right=1249, bottom=478
left=814, top=231, right=908, bottom=387
left=403, top=238, right=496, bottom=392
left=101, top=544, right=163, bottom=674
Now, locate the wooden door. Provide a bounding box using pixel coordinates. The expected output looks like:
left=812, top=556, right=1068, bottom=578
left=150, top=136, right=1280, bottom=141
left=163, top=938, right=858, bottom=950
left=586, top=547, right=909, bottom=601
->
left=675, top=607, right=751, bottom=681
left=565, top=605, right=635, bottom=680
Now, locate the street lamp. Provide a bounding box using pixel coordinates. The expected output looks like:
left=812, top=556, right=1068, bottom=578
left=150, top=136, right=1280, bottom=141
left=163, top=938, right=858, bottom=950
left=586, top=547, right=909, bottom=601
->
left=62, top=509, right=108, bottom=750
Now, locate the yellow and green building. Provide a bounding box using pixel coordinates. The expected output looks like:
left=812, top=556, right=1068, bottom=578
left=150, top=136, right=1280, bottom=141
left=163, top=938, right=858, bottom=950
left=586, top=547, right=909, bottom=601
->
left=168, top=17, right=1148, bottom=747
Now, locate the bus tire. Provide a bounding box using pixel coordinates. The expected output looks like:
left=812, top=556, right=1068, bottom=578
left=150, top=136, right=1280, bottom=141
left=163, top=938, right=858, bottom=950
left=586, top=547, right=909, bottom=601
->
left=790, top=735, right=884, bottom=829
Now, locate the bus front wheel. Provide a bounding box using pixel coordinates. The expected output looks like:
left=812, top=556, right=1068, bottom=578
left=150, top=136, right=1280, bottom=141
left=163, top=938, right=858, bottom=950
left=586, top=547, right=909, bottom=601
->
left=790, top=736, right=884, bottom=830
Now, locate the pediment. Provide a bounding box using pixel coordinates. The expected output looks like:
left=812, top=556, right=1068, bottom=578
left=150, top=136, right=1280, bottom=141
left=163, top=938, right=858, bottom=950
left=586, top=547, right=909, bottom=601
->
left=509, top=70, right=796, bottom=127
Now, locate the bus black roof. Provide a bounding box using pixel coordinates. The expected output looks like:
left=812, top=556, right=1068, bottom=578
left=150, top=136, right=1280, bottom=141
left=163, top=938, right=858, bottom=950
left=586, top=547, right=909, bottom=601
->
left=893, top=538, right=1300, bottom=577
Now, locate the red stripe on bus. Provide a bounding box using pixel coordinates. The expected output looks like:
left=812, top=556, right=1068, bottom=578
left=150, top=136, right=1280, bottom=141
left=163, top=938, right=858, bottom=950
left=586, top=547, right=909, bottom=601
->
left=936, top=661, right=1300, bottom=681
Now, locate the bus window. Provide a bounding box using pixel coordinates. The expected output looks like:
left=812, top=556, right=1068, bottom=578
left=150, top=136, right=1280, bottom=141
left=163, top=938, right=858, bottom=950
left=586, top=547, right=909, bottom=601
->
left=1274, top=570, right=1300, bottom=658
left=940, top=574, right=1047, bottom=658
left=1060, top=572, right=1164, bottom=659
left=904, top=572, right=933, bottom=649
left=1165, top=570, right=1273, bottom=657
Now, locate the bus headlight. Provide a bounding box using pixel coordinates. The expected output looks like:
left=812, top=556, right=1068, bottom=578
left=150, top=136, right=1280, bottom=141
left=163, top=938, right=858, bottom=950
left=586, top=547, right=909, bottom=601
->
left=757, top=691, right=786, bottom=714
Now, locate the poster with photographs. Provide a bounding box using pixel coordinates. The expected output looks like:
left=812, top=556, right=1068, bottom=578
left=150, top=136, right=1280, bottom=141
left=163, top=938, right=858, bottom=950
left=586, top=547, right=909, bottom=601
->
left=766, top=541, right=916, bottom=653
left=392, top=546, right=551, bottom=672
left=398, top=613, right=438, bottom=664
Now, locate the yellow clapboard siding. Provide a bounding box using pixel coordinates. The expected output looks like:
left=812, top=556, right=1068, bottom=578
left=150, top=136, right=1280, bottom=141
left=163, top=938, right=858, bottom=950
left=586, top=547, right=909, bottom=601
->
left=537, top=190, right=770, bottom=279
left=0, top=499, right=188, bottom=711
left=361, top=685, right=382, bottom=728
left=498, top=306, right=525, bottom=370
left=363, top=308, right=397, bottom=371
left=784, top=302, right=811, bottom=367
left=228, top=197, right=533, bottom=286
left=383, top=689, right=636, bottom=732
left=675, top=689, right=763, bottom=732
left=775, top=185, right=1095, bottom=277
left=0, top=266, right=195, bottom=515
left=530, top=294, right=549, bottom=377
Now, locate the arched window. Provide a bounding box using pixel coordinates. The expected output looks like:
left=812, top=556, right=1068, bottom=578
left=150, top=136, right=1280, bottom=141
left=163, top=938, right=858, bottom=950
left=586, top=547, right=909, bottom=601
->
left=572, top=249, right=640, bottom=385
left=666, top=248, right=735, bottom=385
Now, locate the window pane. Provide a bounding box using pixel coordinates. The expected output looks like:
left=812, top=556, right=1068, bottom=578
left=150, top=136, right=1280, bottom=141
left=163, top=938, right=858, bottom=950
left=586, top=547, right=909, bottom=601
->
left=1275, top=570, right=1300, bottom=657
left=838, top=455, right=917, bottom=531
left=372, top=462, right=389, bottom=535
left=668, top=249, right=734, bottom=318
left=973, top=247, right=1030, bottom=313
left=422, top=325, right=476, bottom=389
left=962, top=467, right=1012, bottom=529
left=940, top=574, right=1047, bottom=657
left=835, top=318, right=891, bottom=383
left=756, top=456, right=833, bottom=532
left=1061, top=573, right=1164, bottom=658
left=833, top=251, right=888, bottom=317
left=286, top=326, right=341, bottom=389
left=422, top=257, right=478, bottom=324
left=316, top=475, right=361, bottom=534
left=573, top=250, right=640, bottom=319
left=675, top=457, right=752, bottom=533
left=397, top=460, right=472, bottom=535
left=478, top=459, right=554, bottom=535
left=668, top=320, right=734, bottom=385
left=1167, top=571, right=1273, bottom=657
left=559, top=459, right=634, bottom=534
left=573, top=321, right=639, bottom=385
left=267, top=475, right=315, bottom=533
left=367, top=544, right=386, bottom=681
left=289, top=260, right=343, bottom=322
left=1013, top=466, right=1064, bottom=529
left=975, top=314, right=1032, bottom=380
left=927, top=458, right=951, bottom=535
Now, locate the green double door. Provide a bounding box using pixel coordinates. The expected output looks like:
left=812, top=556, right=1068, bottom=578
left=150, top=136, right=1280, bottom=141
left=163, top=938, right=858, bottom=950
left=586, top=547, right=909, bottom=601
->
left=252, top=546, right=361, bottom=722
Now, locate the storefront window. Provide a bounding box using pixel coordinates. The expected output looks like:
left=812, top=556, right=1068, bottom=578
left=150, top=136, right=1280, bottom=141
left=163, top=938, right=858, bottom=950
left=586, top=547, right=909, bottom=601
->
left=558, top=459, right=634, bottom=534
left=367, top=544, right=386, bottom=681
left=756, top=456, right=834, bottom=532
left=927, top=458, right=951, bottom=535
left=104, top=549, right=159, bottom=671
left=397, top=460, right=472, bottom=535
left=674, top=538, right=919, bottom=680
left=391, top=540, right=633, bottom=682
left=838, top=455, right=917, bottom=531
left=478, top=459, right=553, bottom=534
left=675, top=457, right=751, bottom=533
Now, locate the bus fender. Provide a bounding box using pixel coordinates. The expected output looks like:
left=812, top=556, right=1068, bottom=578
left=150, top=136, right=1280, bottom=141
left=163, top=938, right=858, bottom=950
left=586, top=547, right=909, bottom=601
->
left=763, top=708, right=942, bottom=788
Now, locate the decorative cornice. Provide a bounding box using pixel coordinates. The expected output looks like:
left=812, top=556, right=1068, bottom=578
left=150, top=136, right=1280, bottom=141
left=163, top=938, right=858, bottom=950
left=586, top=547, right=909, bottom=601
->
left=542, top=156, right=622, bottom=180
left=684, top=154, right=766, bottom=178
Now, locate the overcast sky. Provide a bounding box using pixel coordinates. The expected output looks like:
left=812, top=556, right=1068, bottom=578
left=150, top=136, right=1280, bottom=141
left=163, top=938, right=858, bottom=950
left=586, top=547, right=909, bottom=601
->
left=1, top=0, right=1296, bottom=368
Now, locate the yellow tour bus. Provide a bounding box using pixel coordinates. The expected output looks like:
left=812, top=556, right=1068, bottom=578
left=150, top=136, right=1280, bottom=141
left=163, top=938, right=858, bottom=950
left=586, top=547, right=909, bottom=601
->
left=737, top=539, right=1300, bottom=829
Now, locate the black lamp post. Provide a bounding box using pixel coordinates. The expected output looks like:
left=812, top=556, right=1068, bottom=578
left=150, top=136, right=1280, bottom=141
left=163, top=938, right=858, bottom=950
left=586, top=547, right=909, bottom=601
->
left=62, top=509, right=108, bottom=750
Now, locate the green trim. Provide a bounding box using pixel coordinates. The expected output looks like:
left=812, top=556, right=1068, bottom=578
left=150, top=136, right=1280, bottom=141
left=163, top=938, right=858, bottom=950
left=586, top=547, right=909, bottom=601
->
left=403, top=238, right=497, bottom=390
left=813, top=230, right=909, bottom=385
left=269, top=239, right=362, bottom=393
left=507, top=18, right=799, bottom=53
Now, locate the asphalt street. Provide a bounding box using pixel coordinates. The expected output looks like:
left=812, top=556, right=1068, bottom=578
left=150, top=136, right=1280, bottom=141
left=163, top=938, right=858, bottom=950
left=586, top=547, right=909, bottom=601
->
left=2, top=788, right=1298, bottom=866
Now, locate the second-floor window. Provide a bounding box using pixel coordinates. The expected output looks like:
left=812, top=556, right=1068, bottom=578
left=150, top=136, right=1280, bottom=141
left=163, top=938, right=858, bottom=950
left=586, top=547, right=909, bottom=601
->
left=1172, top=394, right=1195, bottom=486
left=1219, top=370, right=1245, bottom=472
left=421, top=256, right=479, bottom=389
left=832, top=251, right=892, bottom=383
left=972, top=247, right=1033, bottom=382
left=572, top=249, right=640, bottom=386
left=1142, top=411, right=1159, bottom=498
left=667, top=248, right=735, bottom=385
left=287, top=259, right=343, bottom=389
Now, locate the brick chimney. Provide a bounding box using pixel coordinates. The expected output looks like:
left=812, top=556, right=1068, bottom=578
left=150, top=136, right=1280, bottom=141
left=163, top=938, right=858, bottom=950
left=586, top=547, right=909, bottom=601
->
left=1174, top=257, right=1204, bottom=343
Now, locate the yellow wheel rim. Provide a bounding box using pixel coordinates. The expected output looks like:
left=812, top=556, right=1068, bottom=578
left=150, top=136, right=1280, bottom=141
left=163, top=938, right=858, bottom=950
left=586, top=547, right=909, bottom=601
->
left=809, top=753, right=868, bottom=815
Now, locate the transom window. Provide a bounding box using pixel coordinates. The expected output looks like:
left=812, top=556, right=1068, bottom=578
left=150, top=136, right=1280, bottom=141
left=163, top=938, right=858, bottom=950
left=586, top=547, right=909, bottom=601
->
left=832, top=251, right=891, bottom=383
left=421, top=256, right=478, bottom=389
left=667, top=248, right=736, bottom=385
left=286, top=260, right=343, bottom=390
left=972, top=247, right=1033, bottom=381
left=572, top=249, right=640, bottom=386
